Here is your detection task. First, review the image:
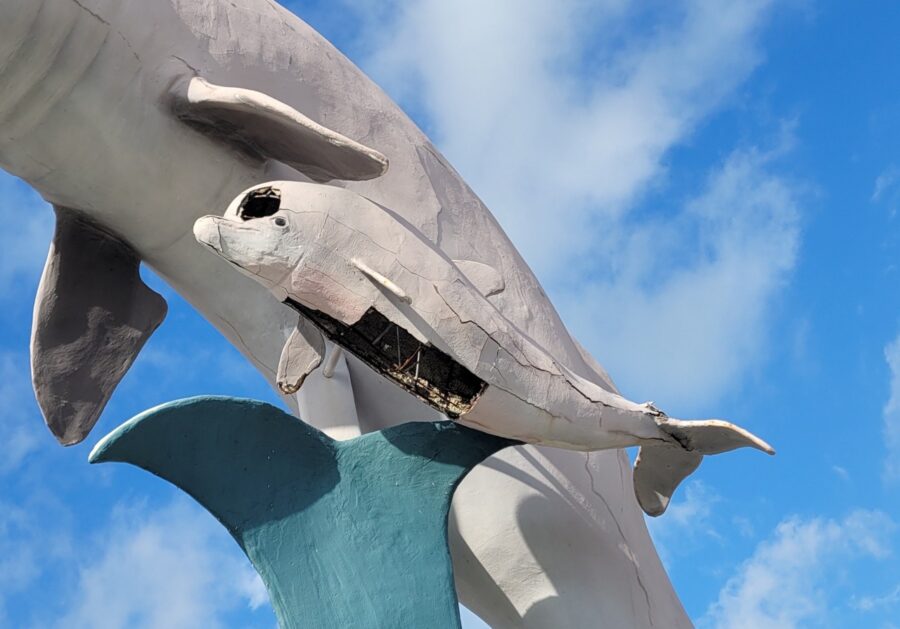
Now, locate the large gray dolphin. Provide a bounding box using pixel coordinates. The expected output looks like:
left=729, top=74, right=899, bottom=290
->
left=1, top=1, right=700, bottom=625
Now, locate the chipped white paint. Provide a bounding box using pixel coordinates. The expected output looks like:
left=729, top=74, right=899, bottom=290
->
left=195, top=181, right=774, bottom=516
left=0, top=0, right=731, bottom=625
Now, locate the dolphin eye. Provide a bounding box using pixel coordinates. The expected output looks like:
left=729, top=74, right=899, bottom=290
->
left=273, top=216, right=287, bottom=227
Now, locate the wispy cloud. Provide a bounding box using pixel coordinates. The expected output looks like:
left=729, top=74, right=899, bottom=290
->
left=873, top=165, right=900, bottom=217
left=883, top=334, right=900, bottom=482
left=0, top=503, right=45, bottom=622
left=0, top=352, right=44, bottom=475
left=562, top=143, right=801, bottom=406
left=648, top=480, right=722, bottom=567
left=702, top=510, right=896, bottom=628
left=52, top=498, right=267, bottom=629
left=342, top=0, right=802, bottom=407
left=354, top=0, right=778, bottom=272
left=0, top=494, right=73, bottom=625
left=0, top=174, right=53, bottom=291
left=853, top=583, right=900, bottom=613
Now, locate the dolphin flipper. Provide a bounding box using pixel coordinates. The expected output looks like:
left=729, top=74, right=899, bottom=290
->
left=31, top=207, right=167, bottom=445
left=633, top=444, right=702, bottom=517
left=634, top=418, right=775, bottom=516
left=277, top=316, right=325, bottom=394
left=175, top=78, right=388, bottom=183
left=89, top=396, right=514, bottom=629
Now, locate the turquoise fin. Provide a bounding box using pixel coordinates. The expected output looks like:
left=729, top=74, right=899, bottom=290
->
left=89, top=396, right=513, bottom=629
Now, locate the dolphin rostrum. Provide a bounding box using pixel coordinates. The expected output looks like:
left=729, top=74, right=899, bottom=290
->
left=194, top=181, right=775, bottom=515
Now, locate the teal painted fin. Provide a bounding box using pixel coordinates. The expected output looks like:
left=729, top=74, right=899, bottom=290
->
left=90, top=396, right=513, bottom=629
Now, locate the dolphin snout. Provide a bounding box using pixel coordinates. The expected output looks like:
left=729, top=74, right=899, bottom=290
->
left=192, top=215, right=266, bottom=279
left=193, top=215, right=223, bottom=251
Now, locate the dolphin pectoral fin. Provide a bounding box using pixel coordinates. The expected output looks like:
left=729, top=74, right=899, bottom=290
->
left=277, top=316, right=325, bottom=394
left=657, top=418, right=776, bottom=456
left=31, top=207, right=167, bottom=446
left=176, top=77, right=389, bottom=182
left=633, top=444, right=702, bottom=517
left=452, top=260, right=505, bottom=298
left=633, top=418, right=774, bottom=516
left=351, top=259, right=412, bottom=304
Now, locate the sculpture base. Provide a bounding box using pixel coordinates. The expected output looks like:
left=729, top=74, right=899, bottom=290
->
left=90, top=396, right=514, bottom=629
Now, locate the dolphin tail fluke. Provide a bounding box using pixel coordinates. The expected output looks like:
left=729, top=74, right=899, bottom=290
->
left=31, top=207, right=167, bottom=446
left=633, top=418, right=774, bottom=517
left=89, top=396, right=514, bottom=629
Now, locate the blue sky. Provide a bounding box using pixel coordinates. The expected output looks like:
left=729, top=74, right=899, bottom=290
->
left=2, top=1, right=900, bottom=627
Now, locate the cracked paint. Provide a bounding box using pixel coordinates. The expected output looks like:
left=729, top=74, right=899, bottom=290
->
left=195, top=180, right=773, bottom=517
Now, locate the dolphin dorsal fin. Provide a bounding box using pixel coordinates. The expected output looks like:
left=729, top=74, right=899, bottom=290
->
left=453, top=259, right=505, bottom=298
left=176, top=77, right=389, bottom=183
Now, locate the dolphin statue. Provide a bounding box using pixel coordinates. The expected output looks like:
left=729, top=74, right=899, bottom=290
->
left=0, top=0, right=724, bottom=625
left=194, top=181, right=774, bottom=514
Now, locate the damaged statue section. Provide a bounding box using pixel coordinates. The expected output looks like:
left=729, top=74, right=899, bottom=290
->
left=194, top=181, right=775, bottom=517
left=89, top=396, right=515, bottom=629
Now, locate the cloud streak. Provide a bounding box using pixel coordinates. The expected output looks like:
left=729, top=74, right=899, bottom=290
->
left=0, top=352, right=44, bottom=475
left=702, top=510, right=896, bottom=628
left=882, top=335, right=900, bottom=482
left=52, top=498, right=267, bottom=629
left=0, top=174, right=53, bottom=291
left=562, top=144, right=801, bottom=407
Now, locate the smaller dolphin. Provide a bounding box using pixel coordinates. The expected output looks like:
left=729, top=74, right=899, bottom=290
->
left=194, top=182, right=775, bottom=516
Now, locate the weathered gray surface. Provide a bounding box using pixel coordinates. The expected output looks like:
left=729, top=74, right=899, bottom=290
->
left=31, top=208, right=167, bottom=445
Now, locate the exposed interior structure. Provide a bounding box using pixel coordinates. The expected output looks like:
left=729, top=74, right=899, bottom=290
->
left=287, top=301, right=486, bottom=417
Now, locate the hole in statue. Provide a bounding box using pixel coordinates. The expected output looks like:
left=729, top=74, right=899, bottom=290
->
left=239, top=186, right=281, bottom=220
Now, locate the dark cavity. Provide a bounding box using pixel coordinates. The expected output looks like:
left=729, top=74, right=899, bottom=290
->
left=287, top=301, right=487, bottom=418
left=239, top=187, right=281, bottom=220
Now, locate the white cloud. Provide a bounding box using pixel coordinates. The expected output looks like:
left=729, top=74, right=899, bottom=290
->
left=665, top=480, right=720, bottom=531
left=873, top=165, right=900, bottom=217
left=0, top=494, right=73, bottom=624
left=873, top=167, right=899, bottom=202
left=832, top=465, right=850, bottom=481
left=54, top=498, right=267, bottom=629
left=0, top=175, right=56, bottom=473
left=356, top=0, right=778, bottom=271
left=883, top=335, right=900, bottom=482
left=702, top=510, right=896, bottom=629
left=0, top=173, right=53, bottom=290
left=853, top=584, right=900, bottom=613
left=0, top=352, right=43, bottom=475
left=561, top=144, right=801, bottom=406
left=343, top=0, right=802, bottom=407
left=648, top=480, right=722, bottom=567
left=0, top=504, right=43, bottom=621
